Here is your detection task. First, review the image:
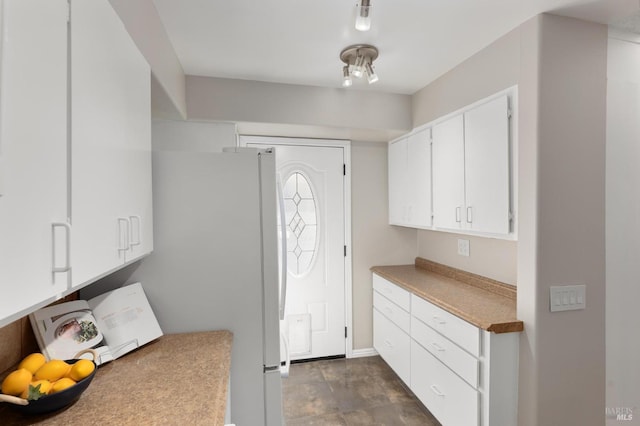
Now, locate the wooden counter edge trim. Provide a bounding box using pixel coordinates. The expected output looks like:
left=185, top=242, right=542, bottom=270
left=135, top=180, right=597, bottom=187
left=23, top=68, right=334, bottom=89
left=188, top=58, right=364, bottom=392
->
left=370, top=266, right=524, bottom=334
left=415, top=257, right=517, bottom=300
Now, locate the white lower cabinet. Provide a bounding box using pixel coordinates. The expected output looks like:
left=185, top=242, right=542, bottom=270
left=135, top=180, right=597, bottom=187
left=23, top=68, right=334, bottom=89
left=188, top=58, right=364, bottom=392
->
left=373, top=279, right=411, bottom=386
left=372, top=273, right=519, bottom=426
left=411, top=340, right=479, bottom=426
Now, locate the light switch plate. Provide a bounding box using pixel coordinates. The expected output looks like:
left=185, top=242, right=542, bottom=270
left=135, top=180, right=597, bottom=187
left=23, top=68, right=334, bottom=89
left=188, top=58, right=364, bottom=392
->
left=550, top=285, right=586, bottom=312
left=457, top=239, right=470, bottom=257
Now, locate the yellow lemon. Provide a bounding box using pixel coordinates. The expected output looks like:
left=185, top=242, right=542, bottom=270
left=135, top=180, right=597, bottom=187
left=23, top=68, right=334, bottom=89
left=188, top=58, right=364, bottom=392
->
left=35, top=360, right=71, bottom=382
left=49, top=377, right=76, bottom=394
left=18, top=353, right=46, bottom=374
left=20, top=379, right=52, bottom=399
left=1, top=368, right=33, bottom=396
left=67, top=359, right=95, bottom=381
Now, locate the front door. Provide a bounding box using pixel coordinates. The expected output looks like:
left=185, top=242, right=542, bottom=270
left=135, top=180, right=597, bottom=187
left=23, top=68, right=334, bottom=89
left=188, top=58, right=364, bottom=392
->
left=243, top=137, right=346, bottom=360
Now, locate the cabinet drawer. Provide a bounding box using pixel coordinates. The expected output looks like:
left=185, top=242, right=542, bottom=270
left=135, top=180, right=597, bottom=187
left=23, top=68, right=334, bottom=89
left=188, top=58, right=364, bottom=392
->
left=411, top=340, right=479, bottom=426
left=373, top=309, right=410, bottom=385
left=411, top=316, right=479, bottom=388
left=373, top=274, right=410, bottom=311
left=373, top=291, right=410, bottom=333
left=411, top=295, right=480, bottom=357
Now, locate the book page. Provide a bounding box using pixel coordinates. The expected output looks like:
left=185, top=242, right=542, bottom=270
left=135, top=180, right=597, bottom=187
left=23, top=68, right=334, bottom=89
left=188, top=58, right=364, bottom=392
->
left=29, top=300, right=114, bottom=365
left=88, top=282, right=163, bottom=359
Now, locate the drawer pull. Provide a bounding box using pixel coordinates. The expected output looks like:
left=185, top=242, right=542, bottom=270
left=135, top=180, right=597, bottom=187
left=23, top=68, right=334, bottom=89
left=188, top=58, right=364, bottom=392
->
left=432, top=316, right=447, bottom=325
left=431, top=342, right=445, bottom=352
left=430, top=385, right=445, bottom=397
left=384, top=339, right=394, bottom=348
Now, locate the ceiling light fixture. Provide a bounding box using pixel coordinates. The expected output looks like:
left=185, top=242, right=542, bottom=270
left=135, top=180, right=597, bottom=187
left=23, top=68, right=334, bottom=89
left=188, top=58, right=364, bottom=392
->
left=355, top=0, right=371, bottom=32
left=340, top=44, right=379, bottom=87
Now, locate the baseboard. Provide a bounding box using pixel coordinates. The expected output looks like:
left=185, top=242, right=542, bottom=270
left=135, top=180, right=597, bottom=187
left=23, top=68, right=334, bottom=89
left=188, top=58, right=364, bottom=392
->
left=348, top=347, right=378, bottom=358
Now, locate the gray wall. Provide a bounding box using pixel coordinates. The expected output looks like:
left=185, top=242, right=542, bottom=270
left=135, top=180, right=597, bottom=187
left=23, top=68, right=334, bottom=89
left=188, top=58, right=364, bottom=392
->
left=109, top=0, right=187, bottom=119
left=606, top=33, right=640, bottom=425
left=350, top=141, right=416, bottom=350
left=186, top=76, right=412, bottom=141
left=520, top=15, right=607, bottom=426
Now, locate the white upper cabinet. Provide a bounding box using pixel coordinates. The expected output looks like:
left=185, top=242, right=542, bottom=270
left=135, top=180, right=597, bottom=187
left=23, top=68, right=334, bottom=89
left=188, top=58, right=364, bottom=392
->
left=0, top=0, right=69, bottom=323
left=71, top=0, right=152, bottom=288
left=388, top=129, right=432, bottom=228
left=388, top=137, right=408, bottom=225
left=432, top=115, right=465, bottom=230
left=464, top=95, right=510, bottom=235
left=431, top=94, right=512, bottom=237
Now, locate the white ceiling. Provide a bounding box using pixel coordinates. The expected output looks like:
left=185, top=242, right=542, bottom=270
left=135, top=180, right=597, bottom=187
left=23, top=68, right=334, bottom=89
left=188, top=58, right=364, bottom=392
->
left=153, top=0, right=639, bottom=95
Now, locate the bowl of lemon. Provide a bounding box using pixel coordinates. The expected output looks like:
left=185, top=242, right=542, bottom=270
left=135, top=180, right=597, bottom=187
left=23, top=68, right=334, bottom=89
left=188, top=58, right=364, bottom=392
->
left=0, top=349, right=97, bottom=414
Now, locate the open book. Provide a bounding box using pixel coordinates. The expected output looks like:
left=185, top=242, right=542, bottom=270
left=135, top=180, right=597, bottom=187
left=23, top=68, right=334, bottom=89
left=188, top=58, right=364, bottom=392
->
left=29, top=282, right=163, bottom=366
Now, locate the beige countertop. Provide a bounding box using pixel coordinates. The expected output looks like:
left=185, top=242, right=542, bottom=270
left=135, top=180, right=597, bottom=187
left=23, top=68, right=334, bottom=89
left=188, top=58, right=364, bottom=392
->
left=0, top=330, right=233, bottom=425
left=372, top=258, right=523, bottom=333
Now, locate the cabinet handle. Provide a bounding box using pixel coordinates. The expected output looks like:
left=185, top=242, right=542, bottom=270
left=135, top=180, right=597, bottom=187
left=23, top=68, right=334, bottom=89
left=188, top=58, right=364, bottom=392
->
left=432, top=316, right=446, bottom=325
left=466, top=206, right=473, bottom=223
left=129, top=215, right=141, bottom=247
left=455, top=206, right=461, bottom=223
left=117, top=217, right=131, bottom=253
left=430, top=385, right=445, bottom=397
left=384, top=339, right=394, bottom=348
left=51, top=222, right=71, bottom=276
left=431, top=342, right=445, bottom=352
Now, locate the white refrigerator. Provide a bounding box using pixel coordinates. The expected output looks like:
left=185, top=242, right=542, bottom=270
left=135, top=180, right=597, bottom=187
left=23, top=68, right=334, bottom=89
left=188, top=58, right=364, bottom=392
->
left=131, top=147, right=286, bottom=426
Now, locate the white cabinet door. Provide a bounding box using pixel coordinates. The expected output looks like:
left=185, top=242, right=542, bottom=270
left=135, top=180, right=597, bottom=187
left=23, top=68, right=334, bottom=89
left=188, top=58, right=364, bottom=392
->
left=432, top=114, right=465, bottom=230
left=388, top=138, right=408, bottom=225
left=411, top=340, right=479, bottom=426
left=407, top=129, right=432, bottom=228
left=373, top=309, right=411, bottom=385
left=464, top=95, right=510, bottom=235
left=389, top=130, right=432, bottom=228
left=0, top=0, right=69, bottom=323
left=71, top=0, right=152, bottom=287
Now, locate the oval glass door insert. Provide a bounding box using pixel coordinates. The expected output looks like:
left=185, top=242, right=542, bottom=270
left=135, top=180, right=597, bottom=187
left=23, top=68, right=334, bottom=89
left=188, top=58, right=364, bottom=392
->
left=283, top=172, right=318, bottom=276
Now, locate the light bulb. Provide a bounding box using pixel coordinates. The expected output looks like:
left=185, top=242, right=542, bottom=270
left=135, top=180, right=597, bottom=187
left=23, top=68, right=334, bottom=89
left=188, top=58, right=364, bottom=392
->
left=365, top=62, right=378, bottom=84
left=352, top=54, right=364, bottom=78
left=342, top=66, right=352, bottom=87
left=355, top=1, right=371, bottom=31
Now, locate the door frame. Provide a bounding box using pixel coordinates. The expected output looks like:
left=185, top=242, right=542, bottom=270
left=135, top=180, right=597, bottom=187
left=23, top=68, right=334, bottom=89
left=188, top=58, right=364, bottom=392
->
left=239, top=135, right=354, bottom=358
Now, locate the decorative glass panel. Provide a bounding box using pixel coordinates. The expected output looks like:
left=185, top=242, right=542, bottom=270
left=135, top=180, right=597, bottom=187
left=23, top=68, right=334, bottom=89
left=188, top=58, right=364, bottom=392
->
left=282, top=172, right=317, bottom=276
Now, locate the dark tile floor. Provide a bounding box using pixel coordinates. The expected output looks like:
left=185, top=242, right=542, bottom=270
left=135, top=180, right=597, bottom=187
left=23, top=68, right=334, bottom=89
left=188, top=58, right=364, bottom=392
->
left=282, top=356, right=441, bottom=425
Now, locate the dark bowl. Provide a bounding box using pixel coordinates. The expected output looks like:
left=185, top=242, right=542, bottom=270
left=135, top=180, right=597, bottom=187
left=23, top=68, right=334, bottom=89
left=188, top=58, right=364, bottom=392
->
left=11, top=358, right=97, bottom=415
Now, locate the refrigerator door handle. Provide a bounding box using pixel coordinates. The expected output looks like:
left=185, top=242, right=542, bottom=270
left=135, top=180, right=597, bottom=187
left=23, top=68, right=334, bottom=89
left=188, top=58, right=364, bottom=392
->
left=276, top=173, right=288, bottom=321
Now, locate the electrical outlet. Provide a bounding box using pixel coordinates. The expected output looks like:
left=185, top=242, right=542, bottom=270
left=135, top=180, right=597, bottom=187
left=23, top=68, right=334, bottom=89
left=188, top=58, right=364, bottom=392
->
left=457, top=239, right=470, bottom=257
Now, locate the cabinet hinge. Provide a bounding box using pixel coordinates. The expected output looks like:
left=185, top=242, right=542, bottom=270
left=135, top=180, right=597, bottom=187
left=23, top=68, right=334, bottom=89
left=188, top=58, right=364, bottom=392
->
left=345, top=327, right=348, bottom=338
left=66, top=0, right=71, bottom=23
left=507, top=108, right=512, bottom=119
left=509, top=211, right=513, bottom=221
left=344, top=245, right=347, bottom=257
left=343, top=164, right=346, bottom=176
